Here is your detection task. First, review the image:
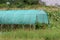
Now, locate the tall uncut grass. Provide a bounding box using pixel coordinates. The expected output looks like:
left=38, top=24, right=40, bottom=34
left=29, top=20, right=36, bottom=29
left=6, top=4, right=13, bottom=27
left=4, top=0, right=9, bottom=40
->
left=0, top=29, right=60, bottom=40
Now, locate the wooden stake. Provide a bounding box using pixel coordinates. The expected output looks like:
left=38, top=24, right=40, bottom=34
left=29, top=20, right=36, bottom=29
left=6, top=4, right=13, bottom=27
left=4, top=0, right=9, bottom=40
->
left=11, top=24, right=14, bottom=30
left=22, top=24, right=24, bottom=30
left=33, top=24, right=35, bottom=30
left=7, top=25, right=10, bottom=31
left=1, top=24, right=3, bottom=31
left=30, top=24, right=31, bottom=30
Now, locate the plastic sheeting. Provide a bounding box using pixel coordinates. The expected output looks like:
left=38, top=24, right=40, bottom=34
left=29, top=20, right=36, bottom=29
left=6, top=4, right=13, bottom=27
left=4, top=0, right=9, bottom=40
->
left=0, top=10, right=48, bottom=24
left=40, top=0, right=60, bottom=6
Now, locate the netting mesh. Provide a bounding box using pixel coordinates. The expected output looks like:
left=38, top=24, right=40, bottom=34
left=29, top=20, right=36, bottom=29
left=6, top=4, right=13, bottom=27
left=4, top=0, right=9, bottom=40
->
left=0, top=10, right=48, bottom=24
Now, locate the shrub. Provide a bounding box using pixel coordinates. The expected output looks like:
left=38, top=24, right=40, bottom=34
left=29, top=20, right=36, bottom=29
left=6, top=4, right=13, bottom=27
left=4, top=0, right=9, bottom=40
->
left=0, top=4, right=8, bottom=8
left=16, top=2, right=25, bottom=8
left=36, top=22, right=48, bottom=29
left=24, top=0, right=39, bottom=4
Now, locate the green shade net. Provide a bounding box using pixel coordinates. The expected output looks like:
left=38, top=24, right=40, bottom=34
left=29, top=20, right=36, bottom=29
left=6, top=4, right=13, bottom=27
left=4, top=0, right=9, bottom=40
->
left=0, top=10, right=48, bottom=24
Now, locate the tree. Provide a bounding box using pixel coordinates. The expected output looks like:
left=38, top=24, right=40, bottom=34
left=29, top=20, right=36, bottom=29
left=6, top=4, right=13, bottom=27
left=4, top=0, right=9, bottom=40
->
left=0, top=0, right=7, bottom=4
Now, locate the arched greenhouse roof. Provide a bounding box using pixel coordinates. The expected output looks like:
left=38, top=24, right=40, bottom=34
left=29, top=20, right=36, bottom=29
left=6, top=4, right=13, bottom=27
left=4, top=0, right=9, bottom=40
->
left=0, top=10, right=48, bottom=24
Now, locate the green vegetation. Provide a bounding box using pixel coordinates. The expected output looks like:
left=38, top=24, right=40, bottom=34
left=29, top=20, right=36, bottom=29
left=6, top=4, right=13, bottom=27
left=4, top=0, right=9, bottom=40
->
left=0, top=0, right=60, bottom=40
left=0, top=29, right=60, bottom=40
left=0, top=6, right=60, bottom=40
left=0, top=0, right=39, bottom=8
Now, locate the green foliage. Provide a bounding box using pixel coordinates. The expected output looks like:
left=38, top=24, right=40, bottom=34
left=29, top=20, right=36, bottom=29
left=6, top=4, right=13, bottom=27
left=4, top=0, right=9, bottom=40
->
left=46, top=9, right=60, bottom=29
left=0, top=0, right=6, bottom=4
left=15, top=2, right=25, bottom=8
left=0, top=4, right=8, bottom=8
left=36, top=23, right=48, bottom=29
left=24, top=0, right=39, bottom=4
left=0, top=0, right=39, bottom=8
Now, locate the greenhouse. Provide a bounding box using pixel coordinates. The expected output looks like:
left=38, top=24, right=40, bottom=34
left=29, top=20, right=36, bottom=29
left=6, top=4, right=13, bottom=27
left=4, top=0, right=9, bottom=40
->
left=0, top=10, right=48, bottom=24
